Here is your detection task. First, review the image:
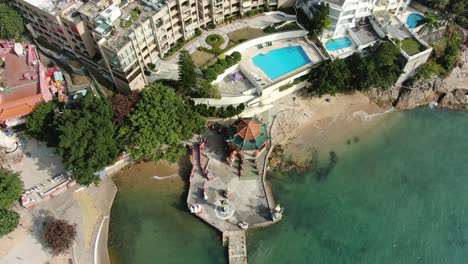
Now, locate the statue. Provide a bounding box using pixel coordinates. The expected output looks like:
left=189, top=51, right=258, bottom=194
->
left=272, top=204, right=284, bottom=221
left=0, top=129, right=22, bottom=168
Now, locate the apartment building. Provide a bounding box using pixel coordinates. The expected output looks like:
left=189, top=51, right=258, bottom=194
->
left=298, top=0, right=410, bottom=36
left=13, top=0, right=292, bottom=92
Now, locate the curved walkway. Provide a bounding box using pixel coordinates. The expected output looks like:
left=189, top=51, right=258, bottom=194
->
left=199, top=30, right=230, bottom=49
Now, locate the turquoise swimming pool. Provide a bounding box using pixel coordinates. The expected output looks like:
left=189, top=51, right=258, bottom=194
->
left=325, top=37, right=353, bottom=51
left=252, top=46, right=312, bottom=80
left=407, top=13, right=425, bottom=28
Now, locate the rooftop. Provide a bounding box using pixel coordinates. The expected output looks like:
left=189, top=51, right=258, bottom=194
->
left=24, top=0, right=77, bottom=15
left=228, top=117, right=269, bottom=151
left=0, top=43, right=52, bottom=123
left=102, top=0, right=168, bottom=51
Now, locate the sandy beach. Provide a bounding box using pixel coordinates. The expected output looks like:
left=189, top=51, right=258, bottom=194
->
left=269, top=91, right=392, bottom=160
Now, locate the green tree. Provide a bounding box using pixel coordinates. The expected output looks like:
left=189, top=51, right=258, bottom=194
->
left=26, top=101, right=59, bottom=146
left=0, top=4, right=24, bottom=39
left=419, top=13, right=442, bottom=36
left=0, top=209, right=19, bottom=237
left=308, top=58, right=351, bottom=96
left=178, top=49, right=197, bottom=96
left=196, top=79, right=221, bottom=98
left=309, top=3, right=331, bottom=36
left=54, top=95, right=120, bottom=186
left=368, top=41, right=402, bottom=89
left=0, top=170, right=23, bottom=208
left=120, top=84, right=206, bottom=162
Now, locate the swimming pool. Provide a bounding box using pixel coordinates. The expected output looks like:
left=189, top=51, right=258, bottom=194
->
left=325, top=37, right=353, bottom=51
left=407, top=13, right=425, bottom=28
left=252, top=46, right=312, bottom=80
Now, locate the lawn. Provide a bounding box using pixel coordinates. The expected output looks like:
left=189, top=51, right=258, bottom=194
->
left=206, top=34, right=225, bottom=49
left=191, top=50, right=215, bottom=68
left=228, top=27, right=267, bottom=43
left=400, top=38, right=425, bottom=56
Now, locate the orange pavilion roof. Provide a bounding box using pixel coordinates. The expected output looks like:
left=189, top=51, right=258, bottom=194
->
left=234, top=118, right=264, bottom=141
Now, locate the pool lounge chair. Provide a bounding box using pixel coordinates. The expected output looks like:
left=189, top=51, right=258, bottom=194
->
left=267, top=41, right=272, bottom=46
left=257, top=44, right=263, bottom=49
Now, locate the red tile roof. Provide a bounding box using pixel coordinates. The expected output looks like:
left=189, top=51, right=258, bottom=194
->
left=0, top=43, right=52, bottom=124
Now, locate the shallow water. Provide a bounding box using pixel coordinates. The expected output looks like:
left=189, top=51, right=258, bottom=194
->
left=109, top=108, right=468, bottom=263
left=108, top=161, right=224, bottom=264
left=249, top=108, right=468, bottom=264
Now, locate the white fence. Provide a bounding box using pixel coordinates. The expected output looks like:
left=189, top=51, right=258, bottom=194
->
left=225, top=30, right=308, bottom=55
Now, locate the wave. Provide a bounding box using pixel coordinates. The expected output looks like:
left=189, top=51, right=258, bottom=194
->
left=352, top=107, right=395, bottom=122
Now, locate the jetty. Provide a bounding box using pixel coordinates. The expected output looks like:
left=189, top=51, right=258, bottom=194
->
left=223, top=231, right=247, bottom=264
left=186, top=116, right=283, bottom=263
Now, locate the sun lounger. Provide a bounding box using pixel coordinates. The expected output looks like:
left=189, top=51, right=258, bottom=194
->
left=257, top=44, right=263, bottom=49
left=267, top=41, right=272, bottom=46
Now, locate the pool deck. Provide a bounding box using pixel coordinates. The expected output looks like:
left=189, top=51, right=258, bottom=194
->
left=239, top=38, right=322, bottom=86
left=324, top=35, right=358, bottom=58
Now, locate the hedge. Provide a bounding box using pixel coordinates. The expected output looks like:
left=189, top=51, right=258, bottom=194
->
left=202, top=52, right=242, bottom=81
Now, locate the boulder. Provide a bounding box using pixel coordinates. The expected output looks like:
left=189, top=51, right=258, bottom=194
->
left=439, top=89, right=468, bottom=109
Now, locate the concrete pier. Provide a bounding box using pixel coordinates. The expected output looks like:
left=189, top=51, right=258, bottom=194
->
left=186, top=118, right=281, bottom=263
left=223, top=231, right=248, bottom=264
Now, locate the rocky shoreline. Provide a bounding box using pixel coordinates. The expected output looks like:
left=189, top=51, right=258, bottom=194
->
left=367, top=48, right=468, bottom=110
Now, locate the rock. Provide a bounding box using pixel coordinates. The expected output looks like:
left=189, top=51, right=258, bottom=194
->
left=394, top=84, right=438, bottom=110
left=439, top=89, right=468, bottom=109
left=365, top=85, right=400, bottom=108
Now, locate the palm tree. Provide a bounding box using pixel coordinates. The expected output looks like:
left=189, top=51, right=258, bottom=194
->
left=418, top=13, right=442, bottom=36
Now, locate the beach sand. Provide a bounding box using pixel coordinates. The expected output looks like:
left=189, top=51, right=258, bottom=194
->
left=269, top=91, right=392, bottom=161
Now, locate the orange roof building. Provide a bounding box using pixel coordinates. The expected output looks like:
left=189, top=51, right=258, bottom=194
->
left=227, top=116, right=269, bottom=151
left=0, top=42, right=52, bottom=127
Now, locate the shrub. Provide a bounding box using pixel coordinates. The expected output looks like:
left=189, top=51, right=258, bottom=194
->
left=207, top=22, right=216, bottom=29
left=0, top=170, right=23, bottom=208
left=0, top=209, right=19, bottom=237
left=231, top=51, right=241, bottom=61
left=147, top=63, right=156, bottom=71
left=189, top=101, right=246, bottom=118
left=43, top=218, right=77, bottom=255
left=202, top=53, right=242, bottom=81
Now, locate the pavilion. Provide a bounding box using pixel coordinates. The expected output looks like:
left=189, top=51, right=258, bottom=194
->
left=226, top=116, right=269, bottom=176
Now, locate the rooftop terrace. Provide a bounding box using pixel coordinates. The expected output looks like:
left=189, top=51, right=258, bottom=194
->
left=24, top=0, right=77, bottom=15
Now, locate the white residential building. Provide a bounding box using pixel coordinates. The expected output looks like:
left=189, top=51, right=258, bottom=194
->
left=298, top=0, right=411, bottom=36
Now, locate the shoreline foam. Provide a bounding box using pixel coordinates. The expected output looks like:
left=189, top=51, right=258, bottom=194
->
left=268, top=91, right=394, bottom=161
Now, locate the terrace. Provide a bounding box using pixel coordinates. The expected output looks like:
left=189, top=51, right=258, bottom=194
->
left=238, top=38, right=321, bottom=88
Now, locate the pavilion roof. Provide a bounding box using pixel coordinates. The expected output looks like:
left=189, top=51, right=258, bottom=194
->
left=228, top=116, right=268, bottom=150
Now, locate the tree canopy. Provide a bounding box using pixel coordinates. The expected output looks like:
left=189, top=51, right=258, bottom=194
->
left=43, top=218, right=77, bottom=255
left=308, top=41, right=402, bottom=95
left=111, top=91, right=141, bottom=125
left=0, top=170, right=23, bottom=208
left=26, top=101, right=59, bottom=146
left=0, top=209, right=19, bottom=237
left=120, top=83, right=206, bottom=162
left=54, top=94, right=120, bottom=186
left=308, top=3, right=332, bottom=36
left=0, top=4, right=24, bottom=39
left=178, top=49, right=197, bottom=96
left=308, top=58, right=351, bottom=96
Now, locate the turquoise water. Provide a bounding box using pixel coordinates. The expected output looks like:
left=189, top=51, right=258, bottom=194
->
left=249, top=108, right=468, bottom=263
left=325, top=37, right=353, bottom=51
left=252, top=46, right=311, bottom=79
left=407, top=13, right=425, bottom=28
left=110, top=108, right=468, bottom=263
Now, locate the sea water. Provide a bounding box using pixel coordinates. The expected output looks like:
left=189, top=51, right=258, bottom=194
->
left=249, top=108, right=468, bottom=264
left=110, top=108, right=468, bottom=263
